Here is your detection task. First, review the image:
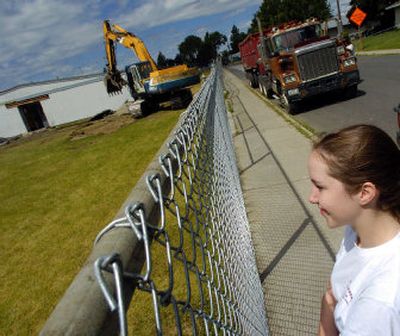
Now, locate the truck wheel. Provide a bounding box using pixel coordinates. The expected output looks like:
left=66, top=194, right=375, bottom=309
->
left=248, top=73, right=258, bottom=88
left=343, top=85, right=358, bottom=99
left=266, top=88, right=274, bottom=99
left=246, top=73, right=253, bottom=87
left=280, top=94, right=298, bottom=115
left=253, top=74, right=259, bottom=88
left=259, top=82, right=265, bottom=96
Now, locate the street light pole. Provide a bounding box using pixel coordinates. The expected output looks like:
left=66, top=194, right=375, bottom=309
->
left=335, top=0, right=343, bottom=36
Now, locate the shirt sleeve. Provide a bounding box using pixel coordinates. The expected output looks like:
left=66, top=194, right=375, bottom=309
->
left=341, top=298, right=400, bottom=336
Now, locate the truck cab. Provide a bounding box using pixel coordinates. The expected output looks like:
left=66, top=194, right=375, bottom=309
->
left=240, top=19, right=361, bottom=114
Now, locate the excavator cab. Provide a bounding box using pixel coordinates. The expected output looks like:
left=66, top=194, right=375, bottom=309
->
left=134, top=61, right=152, bottom=80
left=125, top=62, right=153, bottom=97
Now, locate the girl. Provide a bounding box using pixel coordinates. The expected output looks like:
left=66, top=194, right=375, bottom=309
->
left=307, top=125, right=400, bottom=335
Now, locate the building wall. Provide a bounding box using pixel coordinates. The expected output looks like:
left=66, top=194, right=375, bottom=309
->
left=0, top=106, right=27, bottom=138
left=0, top=78, right=131, bottom=138
left=41, top=80, right=131, bottom=127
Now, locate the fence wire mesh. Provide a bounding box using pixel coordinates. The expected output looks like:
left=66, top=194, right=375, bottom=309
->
left=74, top=64, right=268, bottom=335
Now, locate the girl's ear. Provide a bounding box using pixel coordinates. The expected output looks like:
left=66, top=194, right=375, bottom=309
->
left=358, top=182, right=379, bottom=206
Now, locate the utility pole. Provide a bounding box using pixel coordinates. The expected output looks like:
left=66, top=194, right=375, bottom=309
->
left=256, top=17, right=267, bottom=63
left=335, top=0, right=343, bottom=36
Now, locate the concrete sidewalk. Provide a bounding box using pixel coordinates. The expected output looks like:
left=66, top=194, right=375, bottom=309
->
left=223, top=69, right=345, bottom=335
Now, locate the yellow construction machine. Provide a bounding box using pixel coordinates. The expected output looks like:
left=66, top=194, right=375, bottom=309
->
left=103, top=20, right=200, bottom=114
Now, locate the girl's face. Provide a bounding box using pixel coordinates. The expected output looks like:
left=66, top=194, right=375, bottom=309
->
left=308, top=150, right=361, bottom=228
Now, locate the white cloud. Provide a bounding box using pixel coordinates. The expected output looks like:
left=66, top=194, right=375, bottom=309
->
left=0, top=0, right=103, bottom=87
left=116, top=0, right=261, bottom=30
left=164, top=0, right=197, bottom=10
left=0, top=0, right=261, bottom=90
left=196, top=27, right=208, bottom=36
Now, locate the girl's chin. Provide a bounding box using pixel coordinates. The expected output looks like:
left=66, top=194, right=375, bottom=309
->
left=319, top=209, right=344, bottom=228
left=326, top=222, right=339, bottom=229
left=325, top=218, right=344, bottom=229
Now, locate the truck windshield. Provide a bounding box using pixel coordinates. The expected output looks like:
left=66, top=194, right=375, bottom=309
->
left=273, top=24, right=323, bottom=51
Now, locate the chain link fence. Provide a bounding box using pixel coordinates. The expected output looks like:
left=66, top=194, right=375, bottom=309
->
left=41, top=63, right=268, bottom=335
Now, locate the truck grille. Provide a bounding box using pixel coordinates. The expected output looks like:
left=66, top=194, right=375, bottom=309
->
left=296, top=41, right=339, bottom=82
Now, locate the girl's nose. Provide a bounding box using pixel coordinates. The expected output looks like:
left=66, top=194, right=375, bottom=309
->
left=309, top=188, right=319, bottom=204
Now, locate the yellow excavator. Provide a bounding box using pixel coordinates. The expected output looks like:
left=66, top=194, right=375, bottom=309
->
left=103, top=20, right=200, bottom=114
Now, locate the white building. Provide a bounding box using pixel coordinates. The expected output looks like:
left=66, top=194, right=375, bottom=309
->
left=0, top=74, right=131, bottom=138
left=386, top=1, right=400, bottom=28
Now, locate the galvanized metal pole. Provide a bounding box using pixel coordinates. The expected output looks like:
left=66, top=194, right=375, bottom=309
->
left=256, top=17, right=267, bottom=63
left=335, top=0, right=343, bottom=36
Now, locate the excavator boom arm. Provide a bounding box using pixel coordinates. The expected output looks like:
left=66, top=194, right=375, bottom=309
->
left=103, top=20, right=158, bottom=72
left=103, top=20, right=126, bottom=94
left=103, top=21, right=119, bottom=73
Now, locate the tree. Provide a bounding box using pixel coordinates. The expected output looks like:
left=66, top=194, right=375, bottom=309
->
left=178, top=35, right=203, bottom=66
left=157, top=52, right=167, bottom=69
left=174, top=53, right=183, bottom=65
left=177, top=31, right=227, bottom=67
left=230, top=25, right=247, bottom=54
left=197, top=42, right=214, bottom=67
left=221, top=50, right=231, bottom=65
left=248, top=0, right=331, bottom=33
left=200, top=31, right=227, bottom=65
left=204, top=31, right=227, bottom=54
left=157, top=52, right=176, bottom=68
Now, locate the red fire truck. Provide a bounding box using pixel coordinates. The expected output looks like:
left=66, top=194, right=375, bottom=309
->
left=239, top=19, right=360, bottom=114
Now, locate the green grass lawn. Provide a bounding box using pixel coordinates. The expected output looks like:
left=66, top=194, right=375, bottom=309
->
left=354, top=28, right=400, bottom=51
left=0, top=110, right=184, bottom=335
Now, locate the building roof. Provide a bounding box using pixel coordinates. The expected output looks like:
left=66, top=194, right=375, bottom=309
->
left=0, top=73, right=104, bottom=107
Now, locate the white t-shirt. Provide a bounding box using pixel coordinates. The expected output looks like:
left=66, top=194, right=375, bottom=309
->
left=331, top=226, right=400, bottom=335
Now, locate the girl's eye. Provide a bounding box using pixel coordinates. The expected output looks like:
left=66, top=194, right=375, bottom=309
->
left=316, top=185, right=324, bottom=190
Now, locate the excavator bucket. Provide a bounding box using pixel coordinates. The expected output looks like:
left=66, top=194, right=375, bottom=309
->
left=104, top=71, right=126, bottom=95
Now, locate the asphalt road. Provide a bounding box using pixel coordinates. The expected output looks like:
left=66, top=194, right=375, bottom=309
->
left=227, top=54, right=400, bottom=141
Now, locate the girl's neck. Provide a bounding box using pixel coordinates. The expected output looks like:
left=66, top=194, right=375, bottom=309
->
left=353, top=210, right=400, bottom=248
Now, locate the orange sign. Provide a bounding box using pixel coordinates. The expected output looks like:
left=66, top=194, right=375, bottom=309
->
left=349, top=7, right=367, bottom=27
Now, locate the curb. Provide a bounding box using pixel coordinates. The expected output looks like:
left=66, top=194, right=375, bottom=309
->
left=246, top=85, right=317, bottom=140
left=356, top=49, right=400, bottom=56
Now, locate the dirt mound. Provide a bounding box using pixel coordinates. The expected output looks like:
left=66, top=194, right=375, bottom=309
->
left=69, top=114, right=135, bottom=140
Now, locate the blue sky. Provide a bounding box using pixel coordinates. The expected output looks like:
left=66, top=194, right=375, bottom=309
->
left=0, top=0, right=350, bottom=92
